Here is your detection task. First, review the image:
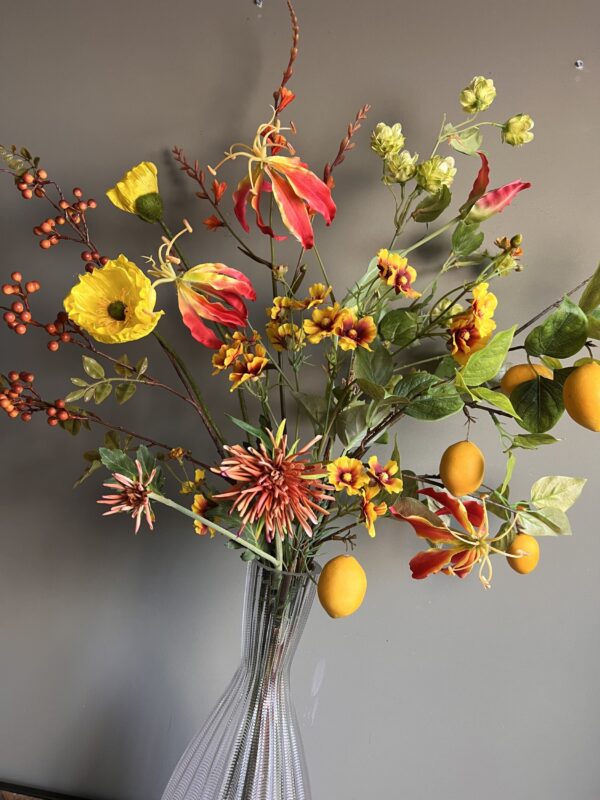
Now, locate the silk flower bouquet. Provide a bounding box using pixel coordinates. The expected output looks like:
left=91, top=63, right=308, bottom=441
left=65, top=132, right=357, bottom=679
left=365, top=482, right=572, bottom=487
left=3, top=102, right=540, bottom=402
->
left=1, top=3, right=598, bottom=798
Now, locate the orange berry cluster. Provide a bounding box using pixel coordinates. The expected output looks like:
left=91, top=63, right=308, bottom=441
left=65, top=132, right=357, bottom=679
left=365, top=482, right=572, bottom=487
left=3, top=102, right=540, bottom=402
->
left=44, top=310, right=80, bottom=352
left=0, top=371, right=72, bottom=427
left=16, top=168, right=47, bottom=200
left=2, top=272, right=41, bottom=335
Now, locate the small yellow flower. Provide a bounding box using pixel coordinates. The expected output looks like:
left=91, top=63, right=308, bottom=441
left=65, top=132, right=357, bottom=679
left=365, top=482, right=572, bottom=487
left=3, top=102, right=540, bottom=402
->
left=327, top=457, right=370, bottom=496
left=460, top=76, right=496, bottom=113
left=212, top=332, right=248, bottom=373
left=229, top=346, right=269, bottom=391
left=360, top=484, right=388, bottom=538
left=416, top=156, right=457, bottom=193
left=303, top=303, right=343, bottom=344
left=192, top=493, right=213, bottom=536
left=367, top=456, right=403, bottom=494
left=502, top=114, right=534, bottom=147
left=448, top=313, right=496, bottom=365
left=180, top=468, right=205, bottom=495
left=304, top=283, right=331, bottom=309
left=63, top=255, right=164, bottom=344
left=267, top=296, right=304, bottom=322
left=376, top=249, right=421, bottom=299
left=471, top=282, right=498, bottom=321
left=266, top=321, right=305, bottom=352
left=106, top=161, right=164, bottom=222
left=333, top=310, right=377, bottom=351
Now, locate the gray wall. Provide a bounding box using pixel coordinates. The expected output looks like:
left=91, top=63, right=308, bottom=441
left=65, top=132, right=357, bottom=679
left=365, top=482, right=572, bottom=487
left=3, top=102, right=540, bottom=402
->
left=1, top=1, right=599, bottom=798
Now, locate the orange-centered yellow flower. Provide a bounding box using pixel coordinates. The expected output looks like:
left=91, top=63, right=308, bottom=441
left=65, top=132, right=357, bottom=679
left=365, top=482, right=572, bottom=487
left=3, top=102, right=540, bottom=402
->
left=266, top=321, right=305, bottom=352
left=367, top=456, right=403, bottom=494
left=471, top=282, right=498, bottom=321
left=360, top=485, right=388, bottom=538
left=448, top=282, right=498, bottom=365
left=303, top=303, right=343, bottom=344
left=192, top=493, right=212, bottom=536
left=327, top=457, right=370, bottom=495
left=334, top=310, right=377, bottom=351
left=377, top=249, right=421, bottom=299
left=229, top=345, right=269, bottom=392
left=303, top=283, right=331, bottom=309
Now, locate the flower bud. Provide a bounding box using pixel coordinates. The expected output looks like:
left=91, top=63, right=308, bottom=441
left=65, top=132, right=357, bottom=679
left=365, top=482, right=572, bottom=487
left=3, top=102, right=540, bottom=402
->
left=459, top=76, right=496, bottom=113
left=433, top=297, right=463, bottom=320
left=416, top=156, right=457, bottom=194
left=370, top=123, right=405, bottom=158
left=501, top=114, right=534, bottom=147
left=495, top=252, right=520, bottom=275
left=383, top=150, right=419, bottom=184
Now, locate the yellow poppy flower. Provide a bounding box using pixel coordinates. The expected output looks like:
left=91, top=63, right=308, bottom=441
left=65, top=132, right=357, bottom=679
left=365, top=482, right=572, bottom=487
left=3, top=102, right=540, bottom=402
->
left=106, top=161, right=163, bottom=222
left=64, top=255, right=164, bottom=344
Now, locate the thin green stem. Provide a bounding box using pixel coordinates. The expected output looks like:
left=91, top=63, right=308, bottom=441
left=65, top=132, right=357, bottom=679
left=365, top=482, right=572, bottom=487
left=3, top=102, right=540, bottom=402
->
left=313, top=243, right=336, bottom=303
left=400, top=216, right=459, bottom=257
left=149, top=493, right=279, bottom=566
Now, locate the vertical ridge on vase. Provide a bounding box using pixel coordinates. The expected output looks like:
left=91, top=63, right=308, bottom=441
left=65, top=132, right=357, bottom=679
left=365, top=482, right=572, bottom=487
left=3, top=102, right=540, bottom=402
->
left=161, top=560, right=318, bottom=800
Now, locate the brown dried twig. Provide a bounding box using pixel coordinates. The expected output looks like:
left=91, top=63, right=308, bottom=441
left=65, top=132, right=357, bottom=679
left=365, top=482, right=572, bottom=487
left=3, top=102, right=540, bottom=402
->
left=323, top=104, right=372, bottom=186
left=273, top=0, right=300, bottom=110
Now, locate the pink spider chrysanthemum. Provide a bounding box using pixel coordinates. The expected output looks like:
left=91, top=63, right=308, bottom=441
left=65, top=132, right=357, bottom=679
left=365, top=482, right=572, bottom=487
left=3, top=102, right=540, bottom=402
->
left=98, top=459, right=156, bottom=534
left=213, top=431, right=333, bottom=542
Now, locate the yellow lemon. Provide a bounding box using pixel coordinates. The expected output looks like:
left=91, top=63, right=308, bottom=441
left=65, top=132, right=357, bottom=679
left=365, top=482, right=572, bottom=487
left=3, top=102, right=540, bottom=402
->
left=563, top=362, right=600, bottom=432
left=500, top=363, right=553, bottom=396
left=317, top=555, right=367, bottom=619
left=439, top=440, right=485, bottom=497
left=507, top=533, right=540, bottom=574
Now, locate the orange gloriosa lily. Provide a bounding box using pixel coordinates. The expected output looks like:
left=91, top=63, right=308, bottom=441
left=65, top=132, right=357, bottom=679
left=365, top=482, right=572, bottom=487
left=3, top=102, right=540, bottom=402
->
left=210, top=115, right=336, bottom=250
left=391, top=488, right=496, bottom=588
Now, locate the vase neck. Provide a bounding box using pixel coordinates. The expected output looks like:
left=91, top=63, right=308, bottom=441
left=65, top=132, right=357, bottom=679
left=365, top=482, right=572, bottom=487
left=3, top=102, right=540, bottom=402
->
left=240, top=561, right=317, bottom=676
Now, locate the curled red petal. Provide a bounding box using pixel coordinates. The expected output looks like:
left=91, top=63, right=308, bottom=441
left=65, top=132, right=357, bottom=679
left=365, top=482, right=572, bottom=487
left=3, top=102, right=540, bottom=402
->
left=466, top=151, right=490, bottom=205
left=184, top=264, right=256, bottom=301
left=251, top=174, right=287, bottom=241
left=448, top=548, right=478, bottom=578
left=233, top=176, right=252, bottom=233
left=177, top=286, right=223, bottom=349
left=388, top=507, right=457, bottom=543
left=419, top=488, right=473, bottom=533
left=269, top=168, right=314, bottom=249
left=409, top=548, right=453, bottom=580
left=274, top=162, right=337, bottom=225
left=189, top=291, right=248, bottom=328
left=466, top=180, right=531, bottom=222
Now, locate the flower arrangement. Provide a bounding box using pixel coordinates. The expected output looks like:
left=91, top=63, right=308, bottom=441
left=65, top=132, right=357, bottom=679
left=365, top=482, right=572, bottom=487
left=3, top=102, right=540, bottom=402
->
left=2, top=1, right=598, bottom=615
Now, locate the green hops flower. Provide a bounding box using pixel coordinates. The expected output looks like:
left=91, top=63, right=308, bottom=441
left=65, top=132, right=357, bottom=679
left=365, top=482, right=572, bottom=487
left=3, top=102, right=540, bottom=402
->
left=416, top=156, right=457, bottom=193
left=460, top=76, right=496, bottom=113
left=371, top=123, right=405, bottom=158
left=433, top=297, right=464, bottom=320
left=383, top=150, right=419, bottom=184
left=495, top=252, right=521, bottom=275
left=501, top=114, right=534, bottom=147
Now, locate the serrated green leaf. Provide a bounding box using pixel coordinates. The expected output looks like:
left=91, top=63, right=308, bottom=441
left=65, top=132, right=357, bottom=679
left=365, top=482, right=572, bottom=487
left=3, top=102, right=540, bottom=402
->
left=379, top=309, right=419, bottom=347
left=530, top=475, right=587, bottom=512
left=461, top=326, right=516, bottom=386
left=354, top=343, right=393, bottom=387
left=578, top=263, right=600, bottom=313
left=98, top=447, right=136, bottom=477
left=451, top=221, right=484, bottom=258
left=524, top=297, right=588, bottom=358
left=115, top=382, right=136, bottom=404
left=511, top=376, right=564, bottom=433
left=82, top=356, right=105, bottom=380
left=94, top=382, right=112, bottom=404
left=412, top=185, right=452, bottom=223
left=448, top=126, right=483, bottom=156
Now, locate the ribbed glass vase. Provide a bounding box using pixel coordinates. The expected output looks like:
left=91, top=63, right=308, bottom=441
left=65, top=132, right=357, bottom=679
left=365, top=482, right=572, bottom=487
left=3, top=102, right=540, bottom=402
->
left=161, top=559, right=319, bottom=800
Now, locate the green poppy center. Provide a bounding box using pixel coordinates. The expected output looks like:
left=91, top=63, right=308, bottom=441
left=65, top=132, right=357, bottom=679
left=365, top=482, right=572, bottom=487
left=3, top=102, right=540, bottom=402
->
left=107, top=300, right=127, bottom=321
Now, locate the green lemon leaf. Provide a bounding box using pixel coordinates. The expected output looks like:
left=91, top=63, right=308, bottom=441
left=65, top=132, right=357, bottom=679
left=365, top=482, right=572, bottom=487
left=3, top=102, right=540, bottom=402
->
left=405, top=383, right=463, bottom=420
left=519, top=508, right=572, bottom=536
left=524, top=297, right=588, bottom=358
left=530, top=475, right=587, bottom=512
left=511, top=433, right=560, bottom=450
left=461, top=326, right=516, bottom=386
left=356, top=379, right=386, bottom=401
left=587, top=309, right=600, bottom=339
left=379, top=310, right=419, bottom=347
left=336, top=403, right=369, bottom=448
left=511, top=376, right=564, bottom=433
left=578, top=263, right=600, bottom=312
left=354, top=343, right=393, bottom=387
left=82, top=356, right=105, bottom=380
left=472, top=386, right=521, bottom=418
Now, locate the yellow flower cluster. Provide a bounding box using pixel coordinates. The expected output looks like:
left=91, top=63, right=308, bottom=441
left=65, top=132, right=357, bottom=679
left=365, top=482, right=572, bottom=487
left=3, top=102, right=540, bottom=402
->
left=377, top=249, right=421, bottom=299
left=326, top=455, right=403, bottom=537
left=448, top=282, right=498, bottom=365
left=212, top=331, right=269, bottom=391
left=267, top=284, right=377, bottom=353
left=180, top=468, right=206, bottom=495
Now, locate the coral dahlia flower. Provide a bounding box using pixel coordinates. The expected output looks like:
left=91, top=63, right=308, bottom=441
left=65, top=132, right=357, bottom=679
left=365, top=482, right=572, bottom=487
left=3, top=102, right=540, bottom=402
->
left=98, top=459, right=156, bottom=534
left=213, top=431, right=332, bottom=541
